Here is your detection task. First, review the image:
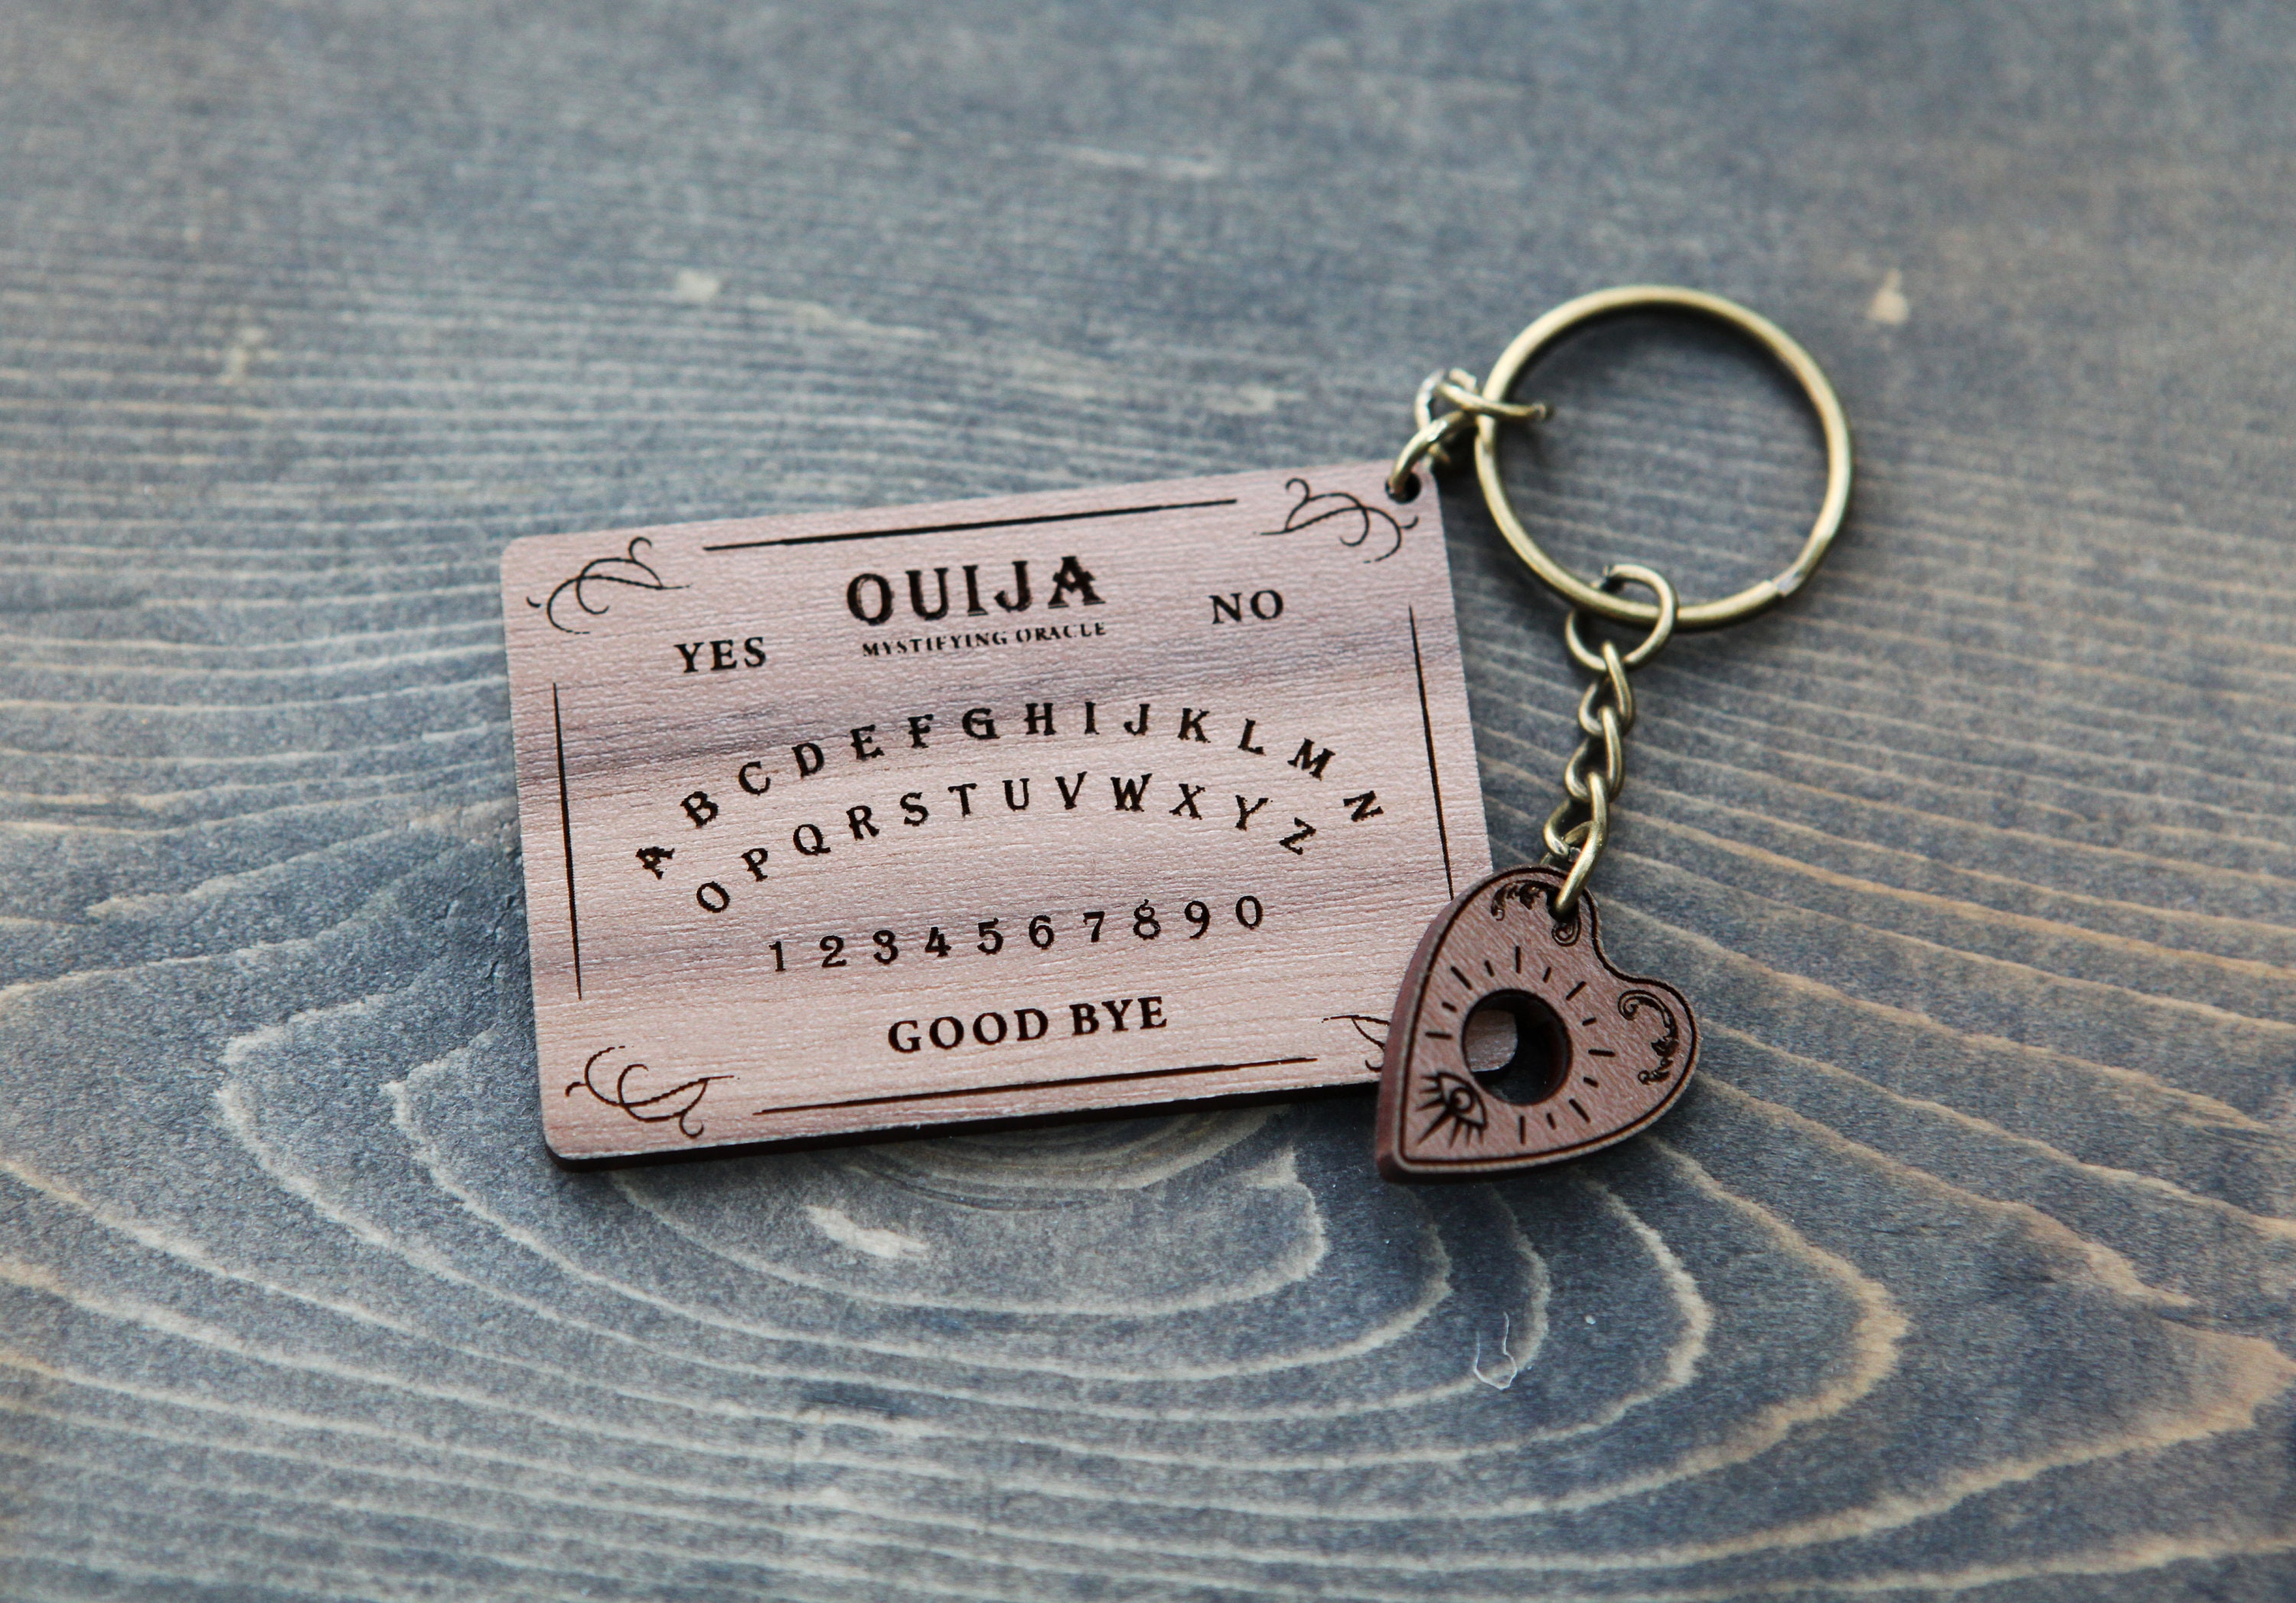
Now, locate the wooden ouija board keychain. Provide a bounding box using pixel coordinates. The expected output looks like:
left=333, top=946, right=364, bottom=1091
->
left=1372, top=285, right=1852, bottom=1181
left=499, top=284, right=1848, bottom=1171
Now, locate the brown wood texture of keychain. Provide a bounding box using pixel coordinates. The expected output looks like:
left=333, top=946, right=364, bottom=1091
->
left=1375, top=285, right=1854, bottom=1181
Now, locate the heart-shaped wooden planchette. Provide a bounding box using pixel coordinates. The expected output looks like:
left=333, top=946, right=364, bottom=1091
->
left=1375, top=862, right=1697, bottom=1181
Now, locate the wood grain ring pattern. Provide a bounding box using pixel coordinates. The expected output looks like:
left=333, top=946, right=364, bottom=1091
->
left=2, top=2, right=2294, bottom=1598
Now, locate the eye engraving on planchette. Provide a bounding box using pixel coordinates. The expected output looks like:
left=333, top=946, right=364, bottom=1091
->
left=1375, top=862, right=1698, bottom=1181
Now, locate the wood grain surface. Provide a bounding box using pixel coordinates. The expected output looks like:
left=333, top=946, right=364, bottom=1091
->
left=498, top=464, right=1486, bottom=1158
left=3, top=2, right=2294, bottom=1598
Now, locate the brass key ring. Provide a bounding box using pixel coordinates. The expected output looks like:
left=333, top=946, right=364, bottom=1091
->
left=1469, top=284, right=1854, bottom=630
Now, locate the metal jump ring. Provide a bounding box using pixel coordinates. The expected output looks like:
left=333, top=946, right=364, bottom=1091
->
left=1390, top=367, right=1551, bottom=497
left=1565, top=563, right=1678, bottom=672
left=1471, top=285, right=1853, bottom=631
left=1388, top=412, right=1468, bottom=497
left=1428, top=374, right=1546, bottom=426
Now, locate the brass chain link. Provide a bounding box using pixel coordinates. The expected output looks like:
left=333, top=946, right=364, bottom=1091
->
left=1538, top=564, right=1678, bottom=916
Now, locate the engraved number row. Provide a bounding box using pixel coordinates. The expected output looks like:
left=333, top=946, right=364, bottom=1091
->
left=767, top=896, right=1265, bottom=971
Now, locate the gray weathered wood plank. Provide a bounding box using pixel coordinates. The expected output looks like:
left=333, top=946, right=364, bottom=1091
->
left=2, top=2, right=2292, bottom=1598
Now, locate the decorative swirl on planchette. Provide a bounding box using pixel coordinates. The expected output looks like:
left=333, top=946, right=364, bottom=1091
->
left=566, top=1046, right=729, bottom=1140
left=1487, top=878, right=1538, bottom=920
left=1256, top=477, right=1416, bottom=562
left=1486, top=875, right=1583, bottom=944
left=529, top=536, right=687, bottom=634
left=1619, top=990, right=1681, bottom=1084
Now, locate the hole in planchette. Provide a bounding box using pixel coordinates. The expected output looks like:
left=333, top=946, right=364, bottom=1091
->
left=1460, top=989, right=1570, bottom=1105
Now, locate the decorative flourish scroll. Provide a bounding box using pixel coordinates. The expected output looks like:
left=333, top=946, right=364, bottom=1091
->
left=530, top=536, right=687, bottom=634
left=566, top=1046, right=729, bottom=1140
left=1619, top=990, right=1681, bottom=1083
left=1488, top=878, right=1539, bottom=920
left=1325, top=1012, right=1391, bottom=1074
left=1257, top=478, right=1416, bottom=562
left=1489, top=876, right=1580, bottom=944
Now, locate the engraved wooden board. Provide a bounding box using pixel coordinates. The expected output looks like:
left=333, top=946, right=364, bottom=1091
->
left=501, top=462, right=1490, bottom=1162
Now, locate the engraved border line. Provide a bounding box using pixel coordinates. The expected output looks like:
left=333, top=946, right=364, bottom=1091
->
left=1408, top=606, right=1456, bottom=899
left=552, top=683, right=582, bottom=1001
left=701, top=497, right=1240, bottom=552
left=754, top=1055, right=1317, bottom=1118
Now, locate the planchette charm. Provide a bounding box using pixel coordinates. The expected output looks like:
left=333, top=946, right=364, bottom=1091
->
left=1375, top=862, right=1696, bottom=1181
